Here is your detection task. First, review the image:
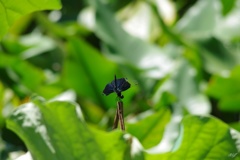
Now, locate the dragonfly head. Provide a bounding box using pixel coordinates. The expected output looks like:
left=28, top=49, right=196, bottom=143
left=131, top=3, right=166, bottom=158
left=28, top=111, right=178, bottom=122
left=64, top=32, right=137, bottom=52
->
left=117, top=92, right=124, bottom=99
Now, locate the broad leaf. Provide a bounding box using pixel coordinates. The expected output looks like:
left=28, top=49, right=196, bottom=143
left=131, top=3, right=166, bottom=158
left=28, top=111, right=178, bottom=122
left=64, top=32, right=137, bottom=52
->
left=146, top=115, right=240, bottom=160
left=127, top=108, right=171, bottom=149
left=0, top=0, right=61, bottom=39
left=7, top=97, right=127, bottom=160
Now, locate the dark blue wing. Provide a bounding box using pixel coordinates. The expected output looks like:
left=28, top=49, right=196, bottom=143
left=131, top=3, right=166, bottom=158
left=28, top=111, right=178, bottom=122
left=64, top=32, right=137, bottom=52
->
left=116, top=78, right=131, bottom=92
left=103, top=83, right=114, bottom=95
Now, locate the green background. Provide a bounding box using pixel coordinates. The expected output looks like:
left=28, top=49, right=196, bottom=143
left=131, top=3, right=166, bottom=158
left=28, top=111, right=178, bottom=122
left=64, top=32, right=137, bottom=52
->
left=0, top=0, right=240, bottom=159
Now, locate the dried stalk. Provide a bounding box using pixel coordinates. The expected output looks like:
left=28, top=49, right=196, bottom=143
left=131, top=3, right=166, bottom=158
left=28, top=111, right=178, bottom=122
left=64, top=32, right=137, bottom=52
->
left=112, top=100, right=125, bottom=131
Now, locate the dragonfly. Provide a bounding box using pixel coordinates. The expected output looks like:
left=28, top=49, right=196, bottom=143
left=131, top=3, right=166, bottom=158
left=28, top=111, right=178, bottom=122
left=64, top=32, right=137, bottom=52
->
left=103, top=75, right=131, bottom=99
left=103, top=75, right=131, bottom=130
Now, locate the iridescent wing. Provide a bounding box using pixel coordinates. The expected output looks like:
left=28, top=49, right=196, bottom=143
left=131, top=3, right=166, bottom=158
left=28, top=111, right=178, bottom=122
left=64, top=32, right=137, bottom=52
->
left=103, top=83, right=114, bottom=95
left=103, top=76, right=131, bottom=97
left=116, top=78, right=131, bottom=92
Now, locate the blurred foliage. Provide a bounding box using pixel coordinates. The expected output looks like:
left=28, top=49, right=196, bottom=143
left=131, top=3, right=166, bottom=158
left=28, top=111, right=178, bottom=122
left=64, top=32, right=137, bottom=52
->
left=0, top=0, right=240, bottom=159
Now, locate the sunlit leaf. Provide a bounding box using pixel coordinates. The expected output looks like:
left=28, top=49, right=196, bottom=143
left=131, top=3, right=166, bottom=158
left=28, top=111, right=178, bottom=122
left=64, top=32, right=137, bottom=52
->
left=146, top=115, right=240, bottom=160
left=0, top=0, right=61, bottom=39
left=127, top=108, right=171, bottom=149
left=7, top=97, right=127, bottom=160
left=7, top=102, right=58, bottom=160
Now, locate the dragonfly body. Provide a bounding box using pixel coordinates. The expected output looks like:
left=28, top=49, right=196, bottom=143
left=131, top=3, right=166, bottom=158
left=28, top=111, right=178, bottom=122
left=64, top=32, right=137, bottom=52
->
left=103, top=75, right=131, bottom=99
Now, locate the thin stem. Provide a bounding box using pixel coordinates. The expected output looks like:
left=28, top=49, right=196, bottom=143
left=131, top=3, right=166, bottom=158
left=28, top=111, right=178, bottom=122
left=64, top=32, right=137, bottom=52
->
left=112, top=106, right=119, bottom=129
left=112, top=100, right=125, bottom=131
left=117, top=101, right=125, bottom=131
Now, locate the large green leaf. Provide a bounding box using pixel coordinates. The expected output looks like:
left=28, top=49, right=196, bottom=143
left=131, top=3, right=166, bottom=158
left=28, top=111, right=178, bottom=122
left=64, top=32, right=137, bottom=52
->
left=126, top=108, right=171, bottom=149
left=7, top=102, right=59, bottom=160
left=6, top=97, right=127, bottom=160
left=146, top=115, right=240, bottom=160
left=0, top=0, right=61, bottom=39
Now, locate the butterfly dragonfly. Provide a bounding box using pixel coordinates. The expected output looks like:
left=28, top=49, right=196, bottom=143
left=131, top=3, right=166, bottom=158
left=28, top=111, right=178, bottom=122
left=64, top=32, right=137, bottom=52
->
left=103, top=75, right=131, bottom=99
left=103, top=75, right=131, bottom=130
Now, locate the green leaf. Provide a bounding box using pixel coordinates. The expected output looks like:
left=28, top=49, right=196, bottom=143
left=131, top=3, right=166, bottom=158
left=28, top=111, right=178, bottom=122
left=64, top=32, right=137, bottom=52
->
left=126, top=108, right=171, bottom=149
left=0, top=0, right=61, bottom=39
left=207, top=66, right=240, bottom=112
left=6, top=102, right=58, bottom=160
left=90, top=127, right=127, bottom=160
left=220, top=0, right=236, bottom=15
left=146, top=115, right=240, bottom=160
left=219, top=94, right=240, bottom=112
left=153, top=91, right=177, bottom=110
left=6, top=97, right=127, bottom=160
left=40, top=101, right=106, bottom=160
left=229, top=122, right=240, bottom=132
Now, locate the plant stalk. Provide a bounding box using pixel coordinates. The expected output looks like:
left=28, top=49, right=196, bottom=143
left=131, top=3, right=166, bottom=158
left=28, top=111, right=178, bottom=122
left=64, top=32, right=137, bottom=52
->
left=112, top=100, right=125, bottom=131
